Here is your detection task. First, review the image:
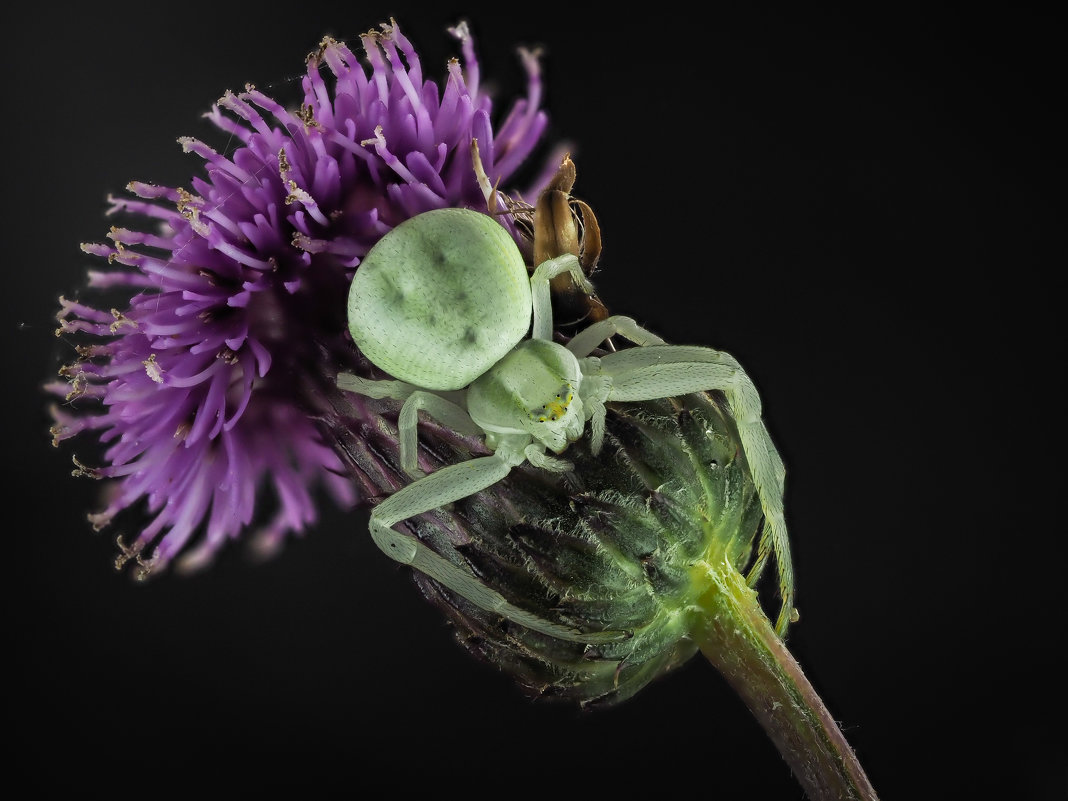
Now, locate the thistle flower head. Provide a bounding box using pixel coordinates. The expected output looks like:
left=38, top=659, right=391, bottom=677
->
left=50, top=21, right=553, bottom=574
left=51, top=19, right=793, bottom=711
left=45, top=22, right=883, bottom=796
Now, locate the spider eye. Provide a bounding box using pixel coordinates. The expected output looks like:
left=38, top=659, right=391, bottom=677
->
left=528, top=382, right=576, bottom=425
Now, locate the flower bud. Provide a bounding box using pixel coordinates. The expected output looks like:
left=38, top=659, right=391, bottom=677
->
left=316, top=378, right=778, bottom=707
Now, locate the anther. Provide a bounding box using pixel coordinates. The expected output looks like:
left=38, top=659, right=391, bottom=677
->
left=71, top=455, right=100, bottom=479
left=114, top=534, right=142, bottom=570
left=143, top=354, right=164, bottom=384
left=109, top=309, right=136, bottom=332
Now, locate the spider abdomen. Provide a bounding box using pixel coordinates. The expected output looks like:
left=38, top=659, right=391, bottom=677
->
left=347, top=208, right=532, bottom=391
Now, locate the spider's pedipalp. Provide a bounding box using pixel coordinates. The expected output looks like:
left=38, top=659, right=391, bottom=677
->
left=397, top=391, right=482, bottom=478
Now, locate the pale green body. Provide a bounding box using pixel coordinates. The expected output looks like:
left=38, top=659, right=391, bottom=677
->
left=340, top=208, right=794, bottom=641
left=348, top=208, right=532, bottom=390
left=468, top=339, right=585, bottom=454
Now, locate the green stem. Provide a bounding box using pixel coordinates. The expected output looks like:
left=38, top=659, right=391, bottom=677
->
left=691, top=557, right=879, bottom=801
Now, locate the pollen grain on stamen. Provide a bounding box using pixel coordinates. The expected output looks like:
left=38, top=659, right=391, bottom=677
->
left=109, top=309, right=136, bottom=332
left=142, top=353, right=165, bottom=384
left=64, top=372, right=88, bottom=401
left=80, top=242, right=111, bottom=257
left=114, top=533, right=142, bottom=571
left=296, top=104, right=319, bottom=129
left=360, top=124, right=384, bottom=147
left=105, top=241, right=126, bottom=264
left=134, top=555, right=159, bottom=582
left=71, top=455, right=100, bottom=479
left=113, top=533, right=161, bottom=580
left=175, top=187, right=202, bottom=212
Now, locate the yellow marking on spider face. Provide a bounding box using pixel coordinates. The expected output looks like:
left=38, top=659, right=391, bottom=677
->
left=532, top=386, right=574, bottom=423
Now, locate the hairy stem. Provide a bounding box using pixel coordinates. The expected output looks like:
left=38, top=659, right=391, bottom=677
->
left=692, top=557, right=879, bottom=800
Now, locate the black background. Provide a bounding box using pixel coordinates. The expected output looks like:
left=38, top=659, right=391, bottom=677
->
left=7, top=3, right=1063, bottom=798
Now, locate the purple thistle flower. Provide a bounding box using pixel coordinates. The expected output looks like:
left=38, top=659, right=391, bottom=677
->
left=50, top=20, right=555, bottom=576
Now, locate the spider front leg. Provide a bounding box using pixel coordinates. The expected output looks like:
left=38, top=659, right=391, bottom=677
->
left=592, top=345, right=794, bottom=633
left=529, top=254, right=593, bottom=341
left=396, top=392, right=483, bottom=479
left=339, top=374, right=480, bottom=479
left=568, top=315, right=667, bottom=454
left=368, top=444, right=623, bottom=644
left=567, top=314, right=667, bottom=357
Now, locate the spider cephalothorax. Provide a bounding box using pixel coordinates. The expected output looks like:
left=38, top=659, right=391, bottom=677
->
left=339, top=205, right=792, bottom=641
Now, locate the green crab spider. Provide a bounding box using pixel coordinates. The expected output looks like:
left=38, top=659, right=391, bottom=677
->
left=339, top=207, right=789, bottom=642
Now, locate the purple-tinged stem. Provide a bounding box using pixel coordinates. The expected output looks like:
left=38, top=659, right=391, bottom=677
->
left=692, top=556, right=879, bottom=800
